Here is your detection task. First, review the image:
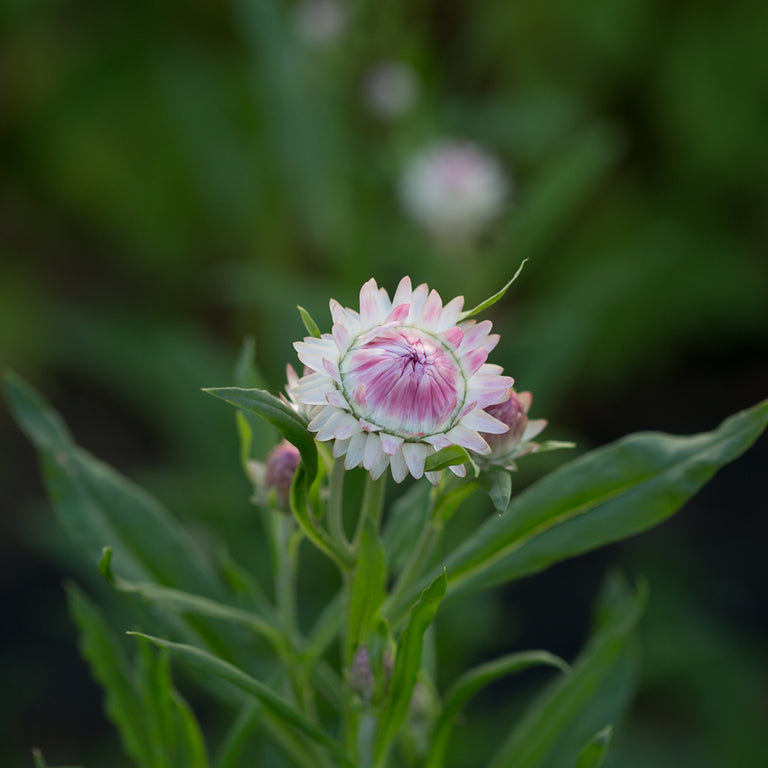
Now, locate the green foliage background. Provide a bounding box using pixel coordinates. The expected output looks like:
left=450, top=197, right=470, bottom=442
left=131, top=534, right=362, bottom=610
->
left=1, top=0, right=766, bottom=766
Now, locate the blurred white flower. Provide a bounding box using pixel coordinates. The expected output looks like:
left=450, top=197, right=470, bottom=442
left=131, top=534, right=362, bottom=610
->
left=293, top=0, right=347, bottom=46
left=363, top=60, right=419, bottom=120
left=400, top=140, right=509, bottom=243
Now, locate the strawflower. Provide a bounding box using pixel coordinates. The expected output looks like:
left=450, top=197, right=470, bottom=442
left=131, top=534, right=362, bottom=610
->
left=399, top=140, right=509, bottom=244
left=291, top=277, right=513, bottom=484
left=483, top=389, right=548, bottom=470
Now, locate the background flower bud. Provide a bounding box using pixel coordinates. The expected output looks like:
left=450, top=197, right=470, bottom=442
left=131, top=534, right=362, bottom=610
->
left=265, top=440, right=301, bottom=508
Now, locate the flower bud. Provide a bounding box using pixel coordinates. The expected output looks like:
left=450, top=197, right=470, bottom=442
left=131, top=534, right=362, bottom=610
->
left=265, top=441, right=301, bottom=509
left=481, top=390, right=548, bottom=469
left=348, top=646, right=375, bottom=703
left=364, top=60, right=419, bottom=120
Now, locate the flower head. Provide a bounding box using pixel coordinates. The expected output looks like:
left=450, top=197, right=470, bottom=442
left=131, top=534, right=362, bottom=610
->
left=292, top=278, right=513, bottom=484
left=293, top=0, right=346, bottom=46
left=482, top=389, right=547, bottom=470
left=363, top=60, right=419, bottom=120
left=400, top=140, right=509, bottom=244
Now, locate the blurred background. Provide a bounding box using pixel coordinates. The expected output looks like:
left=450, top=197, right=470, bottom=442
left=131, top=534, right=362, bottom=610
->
left=1, top=0, right=767, bottom=765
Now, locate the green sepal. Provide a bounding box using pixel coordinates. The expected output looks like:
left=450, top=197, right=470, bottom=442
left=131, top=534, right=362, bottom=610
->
left=458, top=259, right=527, bottom=321
left=476, top=468, right=513, bottom=514
left=297, top=305, right=323, bottom=338
left=424, top=445, right=474, bottom=473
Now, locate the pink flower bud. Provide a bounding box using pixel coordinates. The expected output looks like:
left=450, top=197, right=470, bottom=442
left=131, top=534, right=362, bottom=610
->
left=349, top=647, right=375, bottom=702
left=265, top=441, right=301, bottom=508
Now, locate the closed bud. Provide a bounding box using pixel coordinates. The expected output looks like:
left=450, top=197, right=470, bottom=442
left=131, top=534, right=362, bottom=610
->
left=349, top=646, right=375, bottom=703
left=265, top=441, right=301, bottom=509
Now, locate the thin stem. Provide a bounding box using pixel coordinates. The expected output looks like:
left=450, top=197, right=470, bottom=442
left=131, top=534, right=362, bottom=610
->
left=328, top=459, right=352, bottom=554
left=353, top=472, right=387, bottom=549
left=275, top=513, right=298, bottom=639
left=383, top=499, right=442, bottom=626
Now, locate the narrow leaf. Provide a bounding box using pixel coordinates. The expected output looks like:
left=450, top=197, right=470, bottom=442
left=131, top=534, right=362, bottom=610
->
left=389, top=400, right=768, bottom=620
left=99, top=547, right=284, bottom=649
left=458, top=259, right=527, bottom=321
left=65, top=584, right=152, bottom=767
left=577, top=725, right=613, bottom=768
left=3, top=373, right=223, bottom=596
left=129, top=633, right=353, bottom=767
left=426, top=651, right=571, bottom=768
left=488, top=578, right=645, bottom=768
left=297, top=305, right=322, bottom=338
left=374, top=570, right=447, bottom=763
left=204, top=387, right=318, bottom=485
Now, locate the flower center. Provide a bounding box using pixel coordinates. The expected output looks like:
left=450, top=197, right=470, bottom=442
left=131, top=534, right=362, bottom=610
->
left=339, top=326, right=465, bottom=436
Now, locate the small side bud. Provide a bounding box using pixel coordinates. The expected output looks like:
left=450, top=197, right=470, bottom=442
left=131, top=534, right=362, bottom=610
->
left=265, top=441, right=301, bottom=510
left=348, top=646, right=375, bottom=703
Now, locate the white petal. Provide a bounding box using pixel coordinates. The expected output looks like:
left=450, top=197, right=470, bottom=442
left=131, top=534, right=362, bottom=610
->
left=425, top=470, right=442, bottom=485
left=390, top=450, right=409, bottom=483
left=380, top=433, right=404, bottom=456
left=522, top=419, right=547, bottom=442
left=392, top=276, right=412, bottom=307
left=460, top=408, right=509, bottom=434
left=335, top=413, right=361, bottom=440
left=316, top=408, right=347, bottom=441
left=408, top=282, right=429, bottom=321
left=444, top=424, right=490, bottom=454
left=332, top=437, right=351, bottom=458
left=363, top=433, right=383, bottom=470
left=437, top=295, right=464, bottom=330
left=369, top=450, right=390, bottom=480
left=345, top=431, right=367, bottom=469
left=401, top=442, right=428, bottom=479
left=448, top=463, right=467, bottom=477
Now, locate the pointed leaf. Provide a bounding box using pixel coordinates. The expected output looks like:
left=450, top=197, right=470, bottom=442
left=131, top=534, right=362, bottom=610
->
left=129, top=633, right=353, bottom=767
left=458, top=259, right=527, bottom=321
left=426, top=651, right=571, bottom=768
left=577, top=725, right=613, bottom=768
left=374, top=570, right=447, bottom=763
left=3, top=373, right=223, bottom=595
left=488, top=578, right=645, bottom=768
left=65, top=584, right=152, bottom=767
left=204, top=387, right=317, bottom=485
left=99, top=547, right=283, bottom=649
left=389, top=400, right=768, bottom=621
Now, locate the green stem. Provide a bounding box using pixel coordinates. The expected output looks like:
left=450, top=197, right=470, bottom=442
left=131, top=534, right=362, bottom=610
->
left=328, top=459, right=352, bottom=555
left=353, top=472, right=387, bottom=549
left=384, top=516, right=442, bottom=627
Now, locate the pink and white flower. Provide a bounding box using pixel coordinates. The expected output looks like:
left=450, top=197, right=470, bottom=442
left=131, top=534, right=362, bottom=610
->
left=399, top=140, right=509, bottom=243
left=291, top=278, right=514, bottom=484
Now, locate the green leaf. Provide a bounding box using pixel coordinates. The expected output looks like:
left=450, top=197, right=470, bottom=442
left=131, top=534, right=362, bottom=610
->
left=129, top=633, right=353, bottom=767
left=424, top=445, right=473, bottom=473
left=346, top=520, right=387, bottom=662
left=458, top=259, right=527, bottom=321
left=99, top=547, right=284, bottom=650
left=577, top=725, right=613, bottom=768
left=204, top=387, right=318, bottom=485
left=297, top=305, right=322, bottom=338
left=488, top=577, right=645, bottom=768
left=476, top=468, right=513, bottom=514
left=426, top=651, right=571, bottom=768
left=374, top=570, right=447, bottom=764
left=432, top=481, right=479, bottom=525
left=65, top=584, right=152, bottom=768
left=135, top=643, right=176, bottom=768
left=172, top=691, right=211, bottom=768
left=2, top=373, right=223, bottom=595
left=390, top=400, right=768, bottom=618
